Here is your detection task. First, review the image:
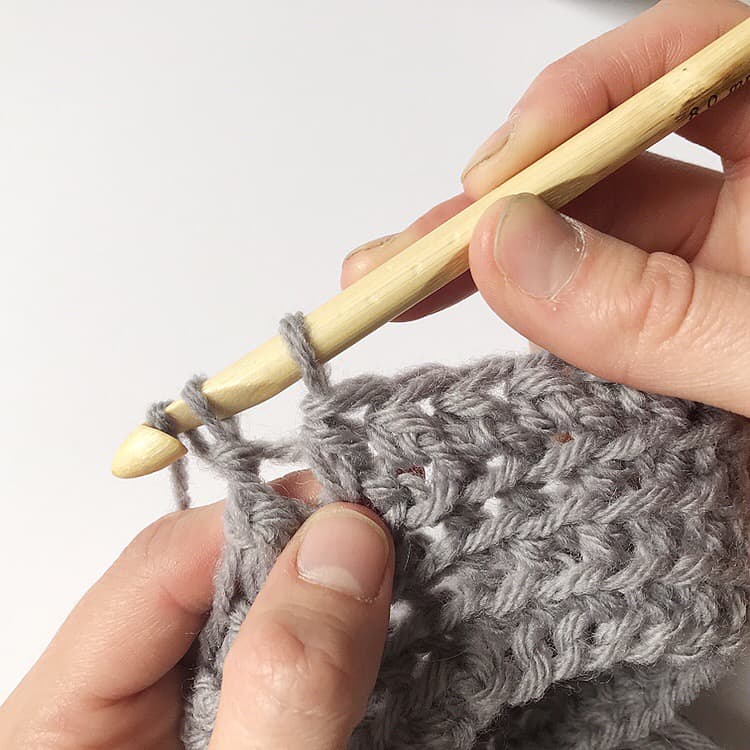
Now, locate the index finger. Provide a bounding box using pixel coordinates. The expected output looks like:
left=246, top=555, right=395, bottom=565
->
left=461, top=0, right=750, bottom=198
left=12, top=472, right=321, bottom=708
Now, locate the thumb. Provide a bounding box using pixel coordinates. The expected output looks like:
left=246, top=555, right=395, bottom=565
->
left=468, top=193, right=750, bottom=416
left=209, top=503, right=394, bottom=750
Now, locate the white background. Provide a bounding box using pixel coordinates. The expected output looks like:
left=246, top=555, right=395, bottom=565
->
left=1, top=1, right=748, bottom=746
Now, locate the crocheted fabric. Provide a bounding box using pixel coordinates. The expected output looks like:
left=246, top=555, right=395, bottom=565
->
left=152, top=314, right=750, bottom=749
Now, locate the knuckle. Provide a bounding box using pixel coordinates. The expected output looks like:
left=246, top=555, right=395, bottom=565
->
left=412, top=196, right=466, bottom=237
left=627, top=252, right=696, bottom=363
left=224, top=608, right=360, bottom=725
left=532, top=53, right=602, bottom=111
left=120, top=511, right=181, bottom=572
left=536, top=54, right=580, bottom=86
left=116, top=511, right=188, bottom=611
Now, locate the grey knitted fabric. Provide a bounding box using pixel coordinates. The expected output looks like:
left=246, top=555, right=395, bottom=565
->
left=153, top=313, right=750, bottom=749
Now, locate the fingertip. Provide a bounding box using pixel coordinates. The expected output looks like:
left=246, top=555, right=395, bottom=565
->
left=295, top=504, right=392, bottom=602
left=212, top=502, right=393, bottom=749
left=270, top=469, right=322, bottom=505
left=468, top=194, right=519, bottom=294
left=318, top=501, right=393, bottom=549
left=468, top=193, right=597, bottom=370
left=340, top=246, right=380, bottom=289
left=461, top=112, right=521, bottom=199
left=257, top=502, right=393, bottom=607
left=339, top=194, right=472, bottom=291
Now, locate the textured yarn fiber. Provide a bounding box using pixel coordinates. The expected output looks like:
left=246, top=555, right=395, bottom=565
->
left=152, top=314, right=750, bottom=749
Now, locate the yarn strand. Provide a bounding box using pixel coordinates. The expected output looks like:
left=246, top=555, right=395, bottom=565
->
left=147, top=315, right=750, bottom=749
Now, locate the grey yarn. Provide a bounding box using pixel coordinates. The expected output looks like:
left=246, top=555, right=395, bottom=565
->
left=151, top=313, right=750, bottom=749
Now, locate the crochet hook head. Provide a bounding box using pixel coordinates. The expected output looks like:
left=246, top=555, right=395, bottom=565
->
left=112, top=425, right=187, bottom=478
left=112, top=334, right=301, bottom=478
left=112, top=18, right=750, bottom=479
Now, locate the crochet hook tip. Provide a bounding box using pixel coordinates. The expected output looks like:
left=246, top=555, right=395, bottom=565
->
left=112, top=424, right=187, bottom=479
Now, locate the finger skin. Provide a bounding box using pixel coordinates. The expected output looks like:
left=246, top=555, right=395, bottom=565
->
left=0, top=500, right=225, bottom=748
left=0, top=471, right=323, bottom=748
left=21, top=501, right=225, bottom=704
left=562, top=153, right=722, bottom=262
left=343, top=0, right=750, bottom=319
left=50, top=471, right=320, bottom=701
left=44, top=472, right=322, bottom=703
left=469, top=194, right=750, bottom=416
left=272, top=468, right=324, bottom=504
left=341, top=193, right=475, bottom=321
left=209, top=503, right=394, bottom=750
left=462, top=0, right=750, bottom=200
left=341, top=153, right=723, bottom=327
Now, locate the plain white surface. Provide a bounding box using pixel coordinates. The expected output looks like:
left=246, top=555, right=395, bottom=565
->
left=1, top=1, right=748, bottom=745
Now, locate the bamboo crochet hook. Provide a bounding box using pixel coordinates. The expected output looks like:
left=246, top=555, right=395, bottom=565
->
left=113, top=18, right=750, bottom=480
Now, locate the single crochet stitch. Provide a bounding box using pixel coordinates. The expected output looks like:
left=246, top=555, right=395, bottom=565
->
left=150, top=313, right=750, bottom=749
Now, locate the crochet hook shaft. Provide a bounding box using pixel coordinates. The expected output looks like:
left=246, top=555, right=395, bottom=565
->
left=113, top=17, right=750, bottom=480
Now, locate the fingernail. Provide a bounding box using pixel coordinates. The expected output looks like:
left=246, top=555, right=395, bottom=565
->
left=493, top=194, right=585, bottom=299
left=297, top=507, right=389, bottom=600
left=344, top=233, right=397, bottom=262
left=461, top=111, right=518, bottom=181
